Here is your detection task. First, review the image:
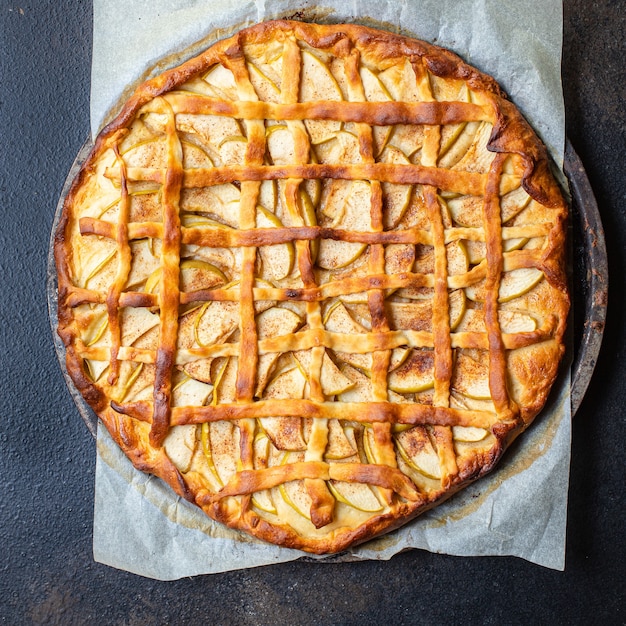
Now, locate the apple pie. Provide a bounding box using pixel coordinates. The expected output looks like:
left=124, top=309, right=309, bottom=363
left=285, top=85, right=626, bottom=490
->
left=55, top=20, right=569, bottom=554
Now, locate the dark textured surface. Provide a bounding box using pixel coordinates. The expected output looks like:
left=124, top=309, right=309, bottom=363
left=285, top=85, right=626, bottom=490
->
left=1, top=1, right=624, bottom=623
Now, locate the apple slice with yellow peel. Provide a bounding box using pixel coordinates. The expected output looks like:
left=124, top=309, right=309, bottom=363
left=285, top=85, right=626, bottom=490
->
left=181, top=184, right=240, bottom=228
left=259, top=179, right=278, bottom=213
left=264, top=361, right=303, bottom=396
left=255, top=307, right=303, bottom=396
left=317, top=239, right=367, bottom=270
left=84, top=358, right=108, bottom=383
left=180, top=214, right=232, bottom=230
left=498, top=268, right=544, bottom=302
left=253, top=430, right=271, bottom=468
left=256, top=206, right=295, bottom=280
left=395, top=287, right=434, bottom=302
left=384, top=244, right=416, bottom=276
left=126, top=238, right=160, bottom=289
left=447, top=240, right=470, bottom=276
left=380, top=146, right=412, bottom=227
left=121, top=137, right=167, bottom=167
left=245, top=38, right=283, bottom=77
left=113, top=362, right=145, bottom=403
left=439, top=120, right=481, bottom=168
left=389, top=347, right=411, bottom=371
left=218, top=134, right=247, bottom=165
left=200, top=422, right=222, bottom=487
left=208, top=420, right=239, bottom=485
left=182, top=358, right=214, bottom=385
left=325, top=420, right=358, bottom=460
left=247, top=62, right=281, bottom=103
left=333, top=347, right=409, bottom=377
left=464, top=240, right=485, bottom=265
left=121, top=307, right=160, bottom=346
left=386, top=300, right=432, bottom=332
left=177, top=110, right=242, bottom=153
left=297, top=187, right=319, bottom=262
left=465, top=267, right=544, bottom=303
left=498, top=310, right=537, bottom=333
left=324, top=301, right=367, bottom=335
left=145, top=260, right=227, bottom=294
left=143, top=267, right=161, bottom=294
left=501, top=185, right=532, bottom=222
left=256, top=306, right=303, bottom=340
left=302, top=149, right=322, bottom=209
left=451, top=353, right=490, bottom=400
left=395, top=427, right=441, bottom=479
left=328, top=480, right=384, bottom=513
left=337, top=364, right=372, bottom=403
left=299, top=49, right=343, bottom=144
left=504, top=237, right=529, bottom=253
left=83, top=310, right=109, bottom=348
left=452, top=121, right=496, bottom=173
left=260, top=366, right=307, bottom=450
left=266, top=124, right=295, bottom=165
left=359, top=66, right=393, bottom=155
left=252, top=489, right=278, bottom=515
left=378, top=58, right=421, bottom=101
left=387, top=124, right=424, bottom=160
left=178, top=74, right=219, bottom=95
left=293, top=349, right=355, bottom=397
left=179, top=259, right=227, bottom=292
left=439, top=122, right=469, bottom=162
left=323, top=303, right=370, bottom=373
left=338, top=291, right=369, bottom=305
left=388, top=350, right=435, bottom=394
left=451, top=426, right=488, bottom=443
left=450, top=390, right=495, bottom=412
left=278, top=451, right=312, bottom=520
left=446, top=194, right=482, bottom=228
left=437, top=84, right=472, bottom=160
left=362, top=426, right=377, bottom=464
left=251, top=433, right=277, bottom=514
left=464, top=236, right=527, bottom=267
left=423, top=289, right=470, bottom=331
left=181, top=139, right=214, bottom=168
left=180, top=247, right=236, bottom=278
left=278, top=481, right=311, bottom=520
left=203, top=64, right=238, bottom=100
left=360, top=66, right=393, bottom=101
left=314, top=130, right=362, bottom=165
left=318, top=179, right=350, bottom=222
left=172, top=375, right=214, bottom=407
left=80, top=242, right=117, bottom=290
left=455, top=307, right=536, bottom=334
left=251, top=277, right=279, bottom=314
left=163, top=425, right=198, bottom=473
left=317, top=180, right=371, bottom=269
left=178, top=300, right=238, bottom=349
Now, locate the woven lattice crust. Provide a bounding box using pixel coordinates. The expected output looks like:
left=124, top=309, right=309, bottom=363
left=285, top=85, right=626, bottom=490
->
left=56, top=21, right=569, bottom=554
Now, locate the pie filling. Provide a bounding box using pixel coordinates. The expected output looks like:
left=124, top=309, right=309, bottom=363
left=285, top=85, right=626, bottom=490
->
left=56, top=21, right=569, bottom=553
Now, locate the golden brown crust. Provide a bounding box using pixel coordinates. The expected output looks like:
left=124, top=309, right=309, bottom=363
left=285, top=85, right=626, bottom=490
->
left=55, top=20, right=569, bottom=554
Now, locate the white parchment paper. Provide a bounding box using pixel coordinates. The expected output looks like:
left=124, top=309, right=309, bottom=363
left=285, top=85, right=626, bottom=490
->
left=90, top=0, right=570, bottom=579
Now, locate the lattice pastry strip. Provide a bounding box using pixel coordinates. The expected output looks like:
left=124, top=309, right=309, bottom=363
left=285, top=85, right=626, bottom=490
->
left=415, top=60, right=458, bottom=485
left=281, top=35, right=336, bottom=527
left=56, top=21, right=569, bottom=554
